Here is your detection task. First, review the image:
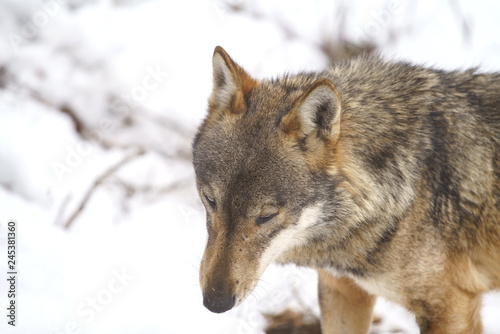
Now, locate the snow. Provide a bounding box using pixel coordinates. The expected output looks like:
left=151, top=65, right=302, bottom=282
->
left=0, top=0, right=499, bottom=333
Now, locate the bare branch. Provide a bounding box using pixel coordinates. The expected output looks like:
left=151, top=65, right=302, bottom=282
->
left=107, top=175, right=192, bottom=203
left=54, top=193, right=72, bottom=226
left=62, top=147, right=146, bottom=229
left=448, top=0, right=472, bottom=44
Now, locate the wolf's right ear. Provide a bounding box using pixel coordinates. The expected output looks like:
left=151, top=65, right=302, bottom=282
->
left=209, top=46, right=257, bottom=114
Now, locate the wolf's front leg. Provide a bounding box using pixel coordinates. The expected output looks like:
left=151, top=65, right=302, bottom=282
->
left=317, top=269, right=376, bottom=334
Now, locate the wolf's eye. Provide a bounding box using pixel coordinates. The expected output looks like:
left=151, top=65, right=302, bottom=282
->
left=204, top=194, right=216, bottom=210
left=256, top=213, right=278, bottom=225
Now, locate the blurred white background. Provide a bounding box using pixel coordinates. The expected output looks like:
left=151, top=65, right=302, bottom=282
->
left=0, top=0, right=500, bottom=333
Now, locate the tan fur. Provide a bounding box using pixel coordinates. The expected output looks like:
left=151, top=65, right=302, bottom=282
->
left=318, top=270, right=376, bottom=334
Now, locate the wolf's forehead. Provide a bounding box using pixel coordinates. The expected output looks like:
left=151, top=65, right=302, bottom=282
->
left=195, top=132, right=292, bottom=191
left=247, top=81, right=304, bottom=114
left=205, top=139, right=278, bottom=183
left=194, top=131, right=261, bottom=176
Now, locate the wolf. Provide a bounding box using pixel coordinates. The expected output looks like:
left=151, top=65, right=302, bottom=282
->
left=192, top=46, right=500, bottom=334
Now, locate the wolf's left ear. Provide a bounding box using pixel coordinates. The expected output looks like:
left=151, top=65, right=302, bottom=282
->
left=281, top=79, right=342, bottom=142
left=209, top=46, right=257, bottom=114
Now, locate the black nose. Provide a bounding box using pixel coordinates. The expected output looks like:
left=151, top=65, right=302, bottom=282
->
left=203, top=293, right=235, bottom=313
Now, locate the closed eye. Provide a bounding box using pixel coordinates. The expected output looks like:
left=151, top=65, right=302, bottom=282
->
left=256, top=213, right=278, bottom=225
left=204, top=194, right=216, bottom=210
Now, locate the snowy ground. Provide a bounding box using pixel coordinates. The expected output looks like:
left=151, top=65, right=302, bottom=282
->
left=0, top=0, right=500, bottom=333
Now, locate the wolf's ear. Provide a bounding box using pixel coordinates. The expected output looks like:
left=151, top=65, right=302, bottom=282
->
left=209, top=46, right=257, bottom=114
left=281, top=79, right=341, bottom=142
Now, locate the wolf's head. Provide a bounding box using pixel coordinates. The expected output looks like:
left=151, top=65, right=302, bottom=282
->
left=193, top=46, right=344, bottom=313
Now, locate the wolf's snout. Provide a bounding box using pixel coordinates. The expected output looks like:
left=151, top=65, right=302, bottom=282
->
left=203, top=291, right=235, bottom=313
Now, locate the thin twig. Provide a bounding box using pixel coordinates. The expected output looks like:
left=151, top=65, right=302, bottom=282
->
left=62, top=147, right=146, bottom=229
left=54, top=193, right=72, bottom=226
left=107, top=176, right=192, bottom=205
